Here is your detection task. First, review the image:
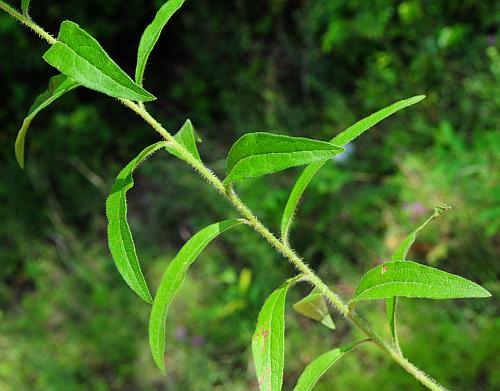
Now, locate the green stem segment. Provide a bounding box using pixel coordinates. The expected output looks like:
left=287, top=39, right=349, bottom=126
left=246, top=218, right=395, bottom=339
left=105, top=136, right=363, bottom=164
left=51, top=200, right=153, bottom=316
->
left=100, top=107, right=450, bottom=391
left=0, top=1, right=56, bottom=44
left=0, top=2, right=447, bottom=390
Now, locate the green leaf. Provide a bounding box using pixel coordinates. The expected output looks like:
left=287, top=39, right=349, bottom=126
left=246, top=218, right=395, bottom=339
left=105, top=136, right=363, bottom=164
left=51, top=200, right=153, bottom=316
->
left=106, top=141, right=168, bottom=304
left=293, top=290, right=335, bottom=330
left=21, top=0, right=30, bottom=15
left=293, top=341, right=363, bottom=391
left=43, top=21, right=156, bottom=102
left=149, top=219, right=243, bottom=374
left=386, top=296, right=399, bottom=350
left=351, top=260, right=491, bottom=303
left=136, top=0, right=186, bottom=85
left=252, top=275, right=302, bottom=391
left=224, top=132, right=344, bottom=185
left=280, top=161, right=323, bottom=241
left=280, top=95, right=426, bottom=242
left=331, top=95, right=426, bottom=146
left=387, top=204, right=451, bottom=345
left=391, top=204, right=451, bottom=261
left=165, top=119, right=202, bottom=162
left=15, top=74, right=79, bottom=168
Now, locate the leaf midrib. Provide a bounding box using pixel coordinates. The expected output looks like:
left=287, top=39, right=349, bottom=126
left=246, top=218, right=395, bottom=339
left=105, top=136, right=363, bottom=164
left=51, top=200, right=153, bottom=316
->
left=55, top=40, right=143, bottom=97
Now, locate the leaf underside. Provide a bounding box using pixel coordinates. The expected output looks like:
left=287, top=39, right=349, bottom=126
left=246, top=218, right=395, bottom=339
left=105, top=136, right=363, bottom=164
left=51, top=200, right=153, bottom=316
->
left=106, top=142, right=168, bottom=304
left=15, top=74, right=79, bottom=168
left=293, top=291, right=335, bottom=330
left=165, top=119, right=202, bottom=162
left=280, top=95, right=426, bottom=241
left=136, top=0, right=186, bottom=85
left=224, top=132, right=344, bottom=185
left=149, top=219, right=243, bottom=374
left=352, top=260, right=491, bottom=302
left=43, top=21, right=155, bottom=101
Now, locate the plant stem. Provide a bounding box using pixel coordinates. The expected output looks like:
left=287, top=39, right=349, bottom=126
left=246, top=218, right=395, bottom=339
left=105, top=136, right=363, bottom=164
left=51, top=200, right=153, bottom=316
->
left=123, top=102, right=447, bottom=391
left=0, top=2, right=448, bottom=389
left=0, top=1, right=56, bottom=44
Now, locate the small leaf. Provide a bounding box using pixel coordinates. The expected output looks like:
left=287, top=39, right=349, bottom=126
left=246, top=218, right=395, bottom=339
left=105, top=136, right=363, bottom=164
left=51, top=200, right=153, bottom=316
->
left=280, top=95, right=426, bottom=242
left=21, top=0, right=30, bottom=16
left=293, top=290, right=335, bottom=330
left=149, top=219, right=243, bottom=374
left=331, top=95, right=426, bottom=146
left=386, top=297, right=399, bottom=349
left=224, top=132, right=344, bottom=185
left=106, top=141, right=168, bottom=304
left=15, top=74, right=79, bottom=168
left=387, top=204, right=451, bottom=345
left=351, top=260, right=491, bottom=303
left=165, top=119, right=202, bottom=162
left=252, top=275, right=302, bottom=391
left=293, top=340, right=364, bottom=391
left=280, top=161, right=323, bottom=241
left=136, top=0, right=186, bottom=85
left=391, top=204, right=451, bottom=261
left=43, top=21, right=155, bottom=102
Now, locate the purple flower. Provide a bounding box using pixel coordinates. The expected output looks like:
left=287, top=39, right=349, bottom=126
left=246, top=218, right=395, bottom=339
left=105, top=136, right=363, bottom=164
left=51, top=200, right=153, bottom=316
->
left=175, top=326, right=187, bottom=341
left=191, top=335, right=205, bottom=346
left=402, top=202, right=428, bottom=220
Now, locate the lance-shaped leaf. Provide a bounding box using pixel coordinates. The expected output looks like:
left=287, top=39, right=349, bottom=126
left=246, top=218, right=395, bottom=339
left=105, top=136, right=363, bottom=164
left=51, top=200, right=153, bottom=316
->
left=21, top=0, right=30, bottom=16
left=391, top=204, right=450, bottom=262
left=224, top=133, right=344, bottom=185
left=293, top=340, right=365, bottom=391
left=386, top=204, right=451, bottom=346
left=351, top=260, right=491, bottom=303
left=15, top=74, right=79, bottom=168
left=293, top=290, right=335, bottom=330
left=252, top=275, right=302, bottom=391
left=106, top=142, right=168, bottom=304
left=280, top=95, right=426, bottom=242
left=43, top=21, right=155, bottom=102
left=136, top=0, right=186, bottom=85
left=149, top=219, right=243, bottom=374
left=165, top=119, right=202, bottom=162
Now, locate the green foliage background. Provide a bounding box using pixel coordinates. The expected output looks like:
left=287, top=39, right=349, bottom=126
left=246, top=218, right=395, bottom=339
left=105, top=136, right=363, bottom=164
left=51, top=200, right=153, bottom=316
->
left=0, top=0, right=498, bottom=389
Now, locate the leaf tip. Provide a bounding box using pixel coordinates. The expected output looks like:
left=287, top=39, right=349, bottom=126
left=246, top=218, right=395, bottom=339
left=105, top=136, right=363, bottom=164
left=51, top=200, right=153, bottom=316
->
left=477, top=286, right=492, bottom=298
left=14, top=148, right=25, bottom=169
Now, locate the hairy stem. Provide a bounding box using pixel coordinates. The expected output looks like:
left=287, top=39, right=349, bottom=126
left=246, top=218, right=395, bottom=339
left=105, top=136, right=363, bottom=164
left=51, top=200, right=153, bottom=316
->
left=0, top=1, right=56, bottom=44
left=0, top=2, right=448, bottom=390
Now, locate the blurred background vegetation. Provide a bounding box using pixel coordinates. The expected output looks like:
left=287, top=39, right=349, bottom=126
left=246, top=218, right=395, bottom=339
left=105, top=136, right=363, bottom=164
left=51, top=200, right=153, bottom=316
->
left=0, top=0, right=499, bottom=389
